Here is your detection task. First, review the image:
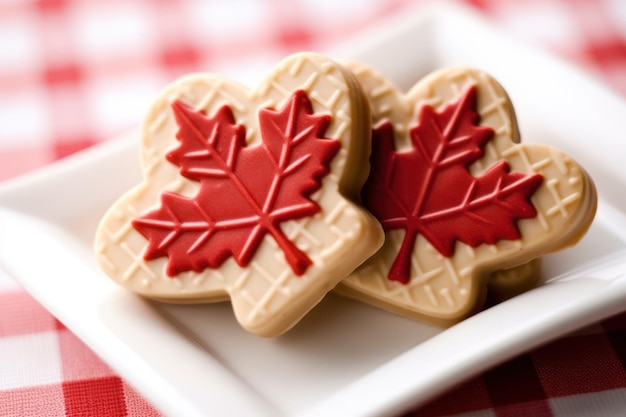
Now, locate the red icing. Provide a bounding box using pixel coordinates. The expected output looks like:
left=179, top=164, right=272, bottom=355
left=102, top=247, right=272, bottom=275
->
left=363, top=86, right=543, bottom=284
left=133, top=90, right=340, bottom=277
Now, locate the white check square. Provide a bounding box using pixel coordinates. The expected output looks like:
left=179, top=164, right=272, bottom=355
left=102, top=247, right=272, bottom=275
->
left=0, top=331, right=63, bottom=390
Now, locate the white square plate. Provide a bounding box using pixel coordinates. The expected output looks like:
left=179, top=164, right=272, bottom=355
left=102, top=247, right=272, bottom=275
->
left=1, top=4, right=625, bottom=417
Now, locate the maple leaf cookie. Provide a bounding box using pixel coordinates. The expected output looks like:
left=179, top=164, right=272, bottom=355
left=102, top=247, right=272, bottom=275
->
left=336, top=63, right=597, bottom=326
left=94, top=53, right=383, bottom=337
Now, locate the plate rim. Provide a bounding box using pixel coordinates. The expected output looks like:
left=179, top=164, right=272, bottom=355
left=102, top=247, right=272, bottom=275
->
left=1, top=3, right=625, bottom=417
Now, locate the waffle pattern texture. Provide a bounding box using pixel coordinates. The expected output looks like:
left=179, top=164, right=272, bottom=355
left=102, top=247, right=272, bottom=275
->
left=1, top=0, right=625, bottom=416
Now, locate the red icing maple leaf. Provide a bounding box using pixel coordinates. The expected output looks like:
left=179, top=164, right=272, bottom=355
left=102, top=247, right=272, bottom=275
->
left=363, top=86, right=543, bottom=284
left=132, top=90, right=340, bottom=276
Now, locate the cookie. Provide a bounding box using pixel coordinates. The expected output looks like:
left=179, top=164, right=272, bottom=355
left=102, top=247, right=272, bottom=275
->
left=487, top=257, right=542, bottom=302
left=336, top=63, right=597, bottom=326
left=94, top=52, right=383, bottom=337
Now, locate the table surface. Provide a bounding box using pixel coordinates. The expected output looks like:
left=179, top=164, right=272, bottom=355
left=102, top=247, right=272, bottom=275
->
left=1, top=0, right=625, bottom=416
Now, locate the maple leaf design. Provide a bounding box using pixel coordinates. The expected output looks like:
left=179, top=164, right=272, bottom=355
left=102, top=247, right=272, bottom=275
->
left=132, top=90, right=340, bottom=276
left=362, top=86, right=543, bottom=284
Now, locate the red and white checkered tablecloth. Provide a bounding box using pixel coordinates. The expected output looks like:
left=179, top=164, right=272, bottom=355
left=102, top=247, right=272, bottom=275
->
left=1, top=0, right=625, bottom=416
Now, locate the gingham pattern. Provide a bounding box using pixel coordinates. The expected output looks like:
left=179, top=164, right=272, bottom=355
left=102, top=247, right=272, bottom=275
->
left=407, top=313, right=626, bottom=417
left=0, top=270, right=160, bottom=417
left=1, top=0, right=625, bottom=416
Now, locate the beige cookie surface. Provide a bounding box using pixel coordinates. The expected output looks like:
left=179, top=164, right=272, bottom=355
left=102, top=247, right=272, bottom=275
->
left=94, top=53, right=383, bottom=337
left=336, top=63, right=596, bottom=326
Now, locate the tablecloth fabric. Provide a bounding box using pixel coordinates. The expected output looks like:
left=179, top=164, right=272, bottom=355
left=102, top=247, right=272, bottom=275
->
left=1, top=0, right=625, bottom=416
